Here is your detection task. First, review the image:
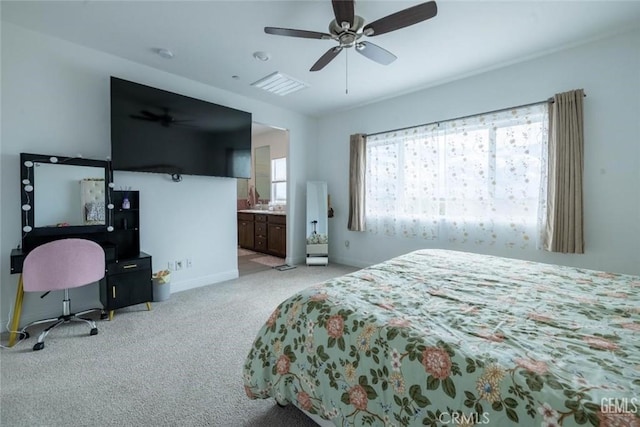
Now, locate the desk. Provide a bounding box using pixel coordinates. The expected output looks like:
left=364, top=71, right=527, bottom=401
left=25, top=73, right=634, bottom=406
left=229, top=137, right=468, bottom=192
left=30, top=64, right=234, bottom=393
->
left=7, top=246, right=151, bottom=347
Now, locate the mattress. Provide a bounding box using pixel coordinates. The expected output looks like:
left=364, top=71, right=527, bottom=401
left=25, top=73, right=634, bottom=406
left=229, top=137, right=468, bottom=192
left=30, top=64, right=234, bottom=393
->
left=243, top=249, right=640, bottom=426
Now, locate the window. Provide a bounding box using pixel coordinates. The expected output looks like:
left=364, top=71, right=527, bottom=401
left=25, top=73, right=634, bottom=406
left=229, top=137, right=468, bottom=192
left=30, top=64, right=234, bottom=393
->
left=365, top=103, right=548, bottom=249
left=271, top=157, right=287, bottom=202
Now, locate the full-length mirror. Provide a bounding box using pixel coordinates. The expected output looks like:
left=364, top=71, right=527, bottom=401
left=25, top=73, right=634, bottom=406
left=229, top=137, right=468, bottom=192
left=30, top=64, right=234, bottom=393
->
left=20, top=153, right=112, bottom=251
left=306, top=181, right=329, bottom=265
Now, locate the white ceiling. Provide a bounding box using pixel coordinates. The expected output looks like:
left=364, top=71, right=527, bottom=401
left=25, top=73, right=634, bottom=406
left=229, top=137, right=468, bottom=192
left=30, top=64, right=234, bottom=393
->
left=3, top=1, right=640, bottom=117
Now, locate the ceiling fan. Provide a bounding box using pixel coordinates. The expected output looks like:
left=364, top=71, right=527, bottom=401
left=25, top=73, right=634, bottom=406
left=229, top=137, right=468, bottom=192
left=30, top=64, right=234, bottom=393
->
left=264, top=0, right=438, bottom=72
left=130, top=107, right=192, bottom=127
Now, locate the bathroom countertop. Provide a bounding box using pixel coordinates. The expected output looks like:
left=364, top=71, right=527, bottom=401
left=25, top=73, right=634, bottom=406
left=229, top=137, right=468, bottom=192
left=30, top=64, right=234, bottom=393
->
left=237, top=209, right=286, bottom=216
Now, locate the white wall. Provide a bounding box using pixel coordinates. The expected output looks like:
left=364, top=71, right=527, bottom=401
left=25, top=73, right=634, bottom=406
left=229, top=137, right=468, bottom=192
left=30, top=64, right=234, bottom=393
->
left=317, top=28, right=640, bottom=275
left=0, top=23, right=317, bottom=331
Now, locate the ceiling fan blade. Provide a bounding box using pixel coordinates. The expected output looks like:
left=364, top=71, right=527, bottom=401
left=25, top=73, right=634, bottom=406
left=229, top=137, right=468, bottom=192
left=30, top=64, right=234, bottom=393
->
left=363, top=1, right=437, bottom=36
left=130, top=115, right=157, bottom=121
left=332, top=0, right=354, bottom=28
left=310, top=46, right=343, bottom=71
left=140, top=110, right=160, bottom=119
left=265, top=27, right=332, bottom=40
left=355, top=41, right=397, bottom=65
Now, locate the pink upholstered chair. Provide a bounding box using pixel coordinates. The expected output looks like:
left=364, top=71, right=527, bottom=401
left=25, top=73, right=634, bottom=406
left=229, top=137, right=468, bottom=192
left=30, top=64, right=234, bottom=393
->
left=22, top=238, right=105, bottom=351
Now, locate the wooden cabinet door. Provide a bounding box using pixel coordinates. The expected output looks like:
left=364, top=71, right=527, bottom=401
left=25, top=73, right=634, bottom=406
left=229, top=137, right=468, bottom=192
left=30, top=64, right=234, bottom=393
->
left=102, top=255, right=152, bottom=311
left=267, top=222, right=286, bottom=258
left=238, top=220, right=254, bottom=249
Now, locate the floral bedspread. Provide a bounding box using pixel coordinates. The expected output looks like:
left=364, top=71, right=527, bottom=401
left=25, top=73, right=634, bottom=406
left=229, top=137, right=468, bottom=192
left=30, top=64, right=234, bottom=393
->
left=243, top=250, right=640, bottom=426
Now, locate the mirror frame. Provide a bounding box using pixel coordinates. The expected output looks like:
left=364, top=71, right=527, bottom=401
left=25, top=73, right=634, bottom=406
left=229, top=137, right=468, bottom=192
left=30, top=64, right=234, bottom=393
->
left=20, top=152, right=114, bottom=251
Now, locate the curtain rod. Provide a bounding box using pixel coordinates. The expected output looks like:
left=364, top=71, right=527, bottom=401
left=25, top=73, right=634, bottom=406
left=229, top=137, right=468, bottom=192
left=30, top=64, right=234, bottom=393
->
left=365, top=92, right=586, bottom=138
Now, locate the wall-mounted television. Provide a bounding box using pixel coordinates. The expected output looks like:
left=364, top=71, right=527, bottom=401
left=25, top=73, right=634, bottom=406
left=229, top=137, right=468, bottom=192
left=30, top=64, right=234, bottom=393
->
left=110, top=77, right=252, bottom=180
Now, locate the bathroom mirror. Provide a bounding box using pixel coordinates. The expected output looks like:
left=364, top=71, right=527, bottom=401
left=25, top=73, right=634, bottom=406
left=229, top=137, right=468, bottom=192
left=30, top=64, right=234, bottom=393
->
left=237, top=178, right=249, bottom=201
left=254, top=145, right=270, bottom=203
left=20, top=153, right=112, bottom=251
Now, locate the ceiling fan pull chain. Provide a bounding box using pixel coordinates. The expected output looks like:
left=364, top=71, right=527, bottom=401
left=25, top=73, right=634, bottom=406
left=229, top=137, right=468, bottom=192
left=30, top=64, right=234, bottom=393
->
left=345, top=48, right=349, bottom=95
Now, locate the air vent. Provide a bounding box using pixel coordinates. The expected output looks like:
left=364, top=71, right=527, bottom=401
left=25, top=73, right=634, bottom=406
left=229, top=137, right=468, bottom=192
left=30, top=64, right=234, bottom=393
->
left=250, top=72, right=309, bottom=96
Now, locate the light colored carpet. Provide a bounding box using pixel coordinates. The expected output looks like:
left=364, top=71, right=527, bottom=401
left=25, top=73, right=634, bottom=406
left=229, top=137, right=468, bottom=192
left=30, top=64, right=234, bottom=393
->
left=250, top=255, right=286, bottom=267
left=0, top=263, right=358, bottom=426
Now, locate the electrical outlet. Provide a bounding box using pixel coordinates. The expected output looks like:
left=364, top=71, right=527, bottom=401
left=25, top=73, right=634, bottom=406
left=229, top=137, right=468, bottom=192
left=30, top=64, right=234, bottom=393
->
left=186, top=258, right=192, bottom=268
left=167, top=261, right=175, bottom=271
left=175, top=260, right=183, bottom=270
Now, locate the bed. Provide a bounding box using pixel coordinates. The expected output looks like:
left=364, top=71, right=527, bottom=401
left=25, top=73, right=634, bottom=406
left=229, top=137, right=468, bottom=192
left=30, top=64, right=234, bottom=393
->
left=243, top=249, right=640, bottom=426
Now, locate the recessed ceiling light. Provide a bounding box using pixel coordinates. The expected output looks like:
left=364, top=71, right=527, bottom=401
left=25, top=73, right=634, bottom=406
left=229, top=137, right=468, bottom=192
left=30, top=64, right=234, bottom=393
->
left=253, top=51, right=271, bottom=62
left=156, top=48, right=174, bottom=59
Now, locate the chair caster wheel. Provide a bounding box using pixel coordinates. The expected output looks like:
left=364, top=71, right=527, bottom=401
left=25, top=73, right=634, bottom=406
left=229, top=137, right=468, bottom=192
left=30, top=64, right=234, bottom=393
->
left=90, top=328, right=98, bottom=336
left=100, top=312, right=108, bottom=320
left=33, top=342, right=45, bottom=351
left=20, top=331, right=30, bottom=339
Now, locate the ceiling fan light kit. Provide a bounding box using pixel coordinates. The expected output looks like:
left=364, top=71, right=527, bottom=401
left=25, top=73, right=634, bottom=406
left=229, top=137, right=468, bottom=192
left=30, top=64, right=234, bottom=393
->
left=264, top=0, right=438, bottom=72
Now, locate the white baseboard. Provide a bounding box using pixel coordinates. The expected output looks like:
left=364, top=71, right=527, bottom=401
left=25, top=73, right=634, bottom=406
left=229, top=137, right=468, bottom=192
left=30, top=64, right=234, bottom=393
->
left=169, top=270, right=238, bottom=294
left=325, top=255, right=369, bottom=269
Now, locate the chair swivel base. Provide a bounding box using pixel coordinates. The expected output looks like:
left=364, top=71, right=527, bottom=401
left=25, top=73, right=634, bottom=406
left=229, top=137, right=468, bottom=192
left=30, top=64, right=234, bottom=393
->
left=27, top=311, right=98, bottom=351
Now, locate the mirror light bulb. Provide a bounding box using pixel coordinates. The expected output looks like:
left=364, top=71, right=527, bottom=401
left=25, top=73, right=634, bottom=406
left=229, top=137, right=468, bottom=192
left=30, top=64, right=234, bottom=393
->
left=108, top=182, right=115, bottom=188
left=107, top=203, right=114, bottom=209
left=24, top=185, right=33, bottom=192
left=22, top=204, right=31, bottom=211
left=49, top=156, right=58, bottom=163
left=23, top=225, right=32, bottom=232
left=24, top=161, right=34, bottom=168
left=107, top=226, right=114, bottom=232
left=22, top=179, right=31, bottom=185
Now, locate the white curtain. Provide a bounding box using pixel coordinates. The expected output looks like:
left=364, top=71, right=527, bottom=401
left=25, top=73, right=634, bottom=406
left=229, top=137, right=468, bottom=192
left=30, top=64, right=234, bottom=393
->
left=365, top=103, right=549, bottom=249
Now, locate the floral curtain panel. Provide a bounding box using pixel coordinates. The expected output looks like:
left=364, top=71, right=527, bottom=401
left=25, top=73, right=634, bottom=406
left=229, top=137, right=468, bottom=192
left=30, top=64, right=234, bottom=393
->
left=365, top=104, right=549, bottom=249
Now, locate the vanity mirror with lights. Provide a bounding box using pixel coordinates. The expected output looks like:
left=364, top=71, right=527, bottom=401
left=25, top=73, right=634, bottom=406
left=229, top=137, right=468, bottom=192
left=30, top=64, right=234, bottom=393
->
left=10, top=153, right=153, bottom=329
left=19, top=152, right=114, bottom=253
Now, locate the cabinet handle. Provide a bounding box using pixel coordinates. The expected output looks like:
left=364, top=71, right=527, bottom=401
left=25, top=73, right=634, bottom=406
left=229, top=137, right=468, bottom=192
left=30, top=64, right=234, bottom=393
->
left=112, top=286, right=116, bottom=299
left=123, top=264, right=137, bottom=269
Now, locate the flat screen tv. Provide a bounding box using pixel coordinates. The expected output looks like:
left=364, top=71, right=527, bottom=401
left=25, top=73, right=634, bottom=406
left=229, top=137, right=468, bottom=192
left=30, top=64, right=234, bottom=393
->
left=110, top=77, right=252, bottom=180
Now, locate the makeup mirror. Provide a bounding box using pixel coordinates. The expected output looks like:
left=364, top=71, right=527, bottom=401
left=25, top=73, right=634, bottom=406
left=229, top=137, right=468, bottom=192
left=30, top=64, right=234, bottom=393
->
left=33, top=162, right=106, bottom=227
left=20, top=153, right=113, bottom=251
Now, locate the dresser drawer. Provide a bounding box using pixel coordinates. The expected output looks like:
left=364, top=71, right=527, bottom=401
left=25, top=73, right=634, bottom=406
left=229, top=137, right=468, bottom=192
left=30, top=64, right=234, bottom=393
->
left=108, top=256, right=151, bottom=275
left=268, top=214, right=286, bottom=225
left=238, top=213, right=254, bottom=221
left=255, top=222, right=267, bottom=236
left=254, top=214, right=268, bottom=222
left=255, top=238, right=267, bottom=251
